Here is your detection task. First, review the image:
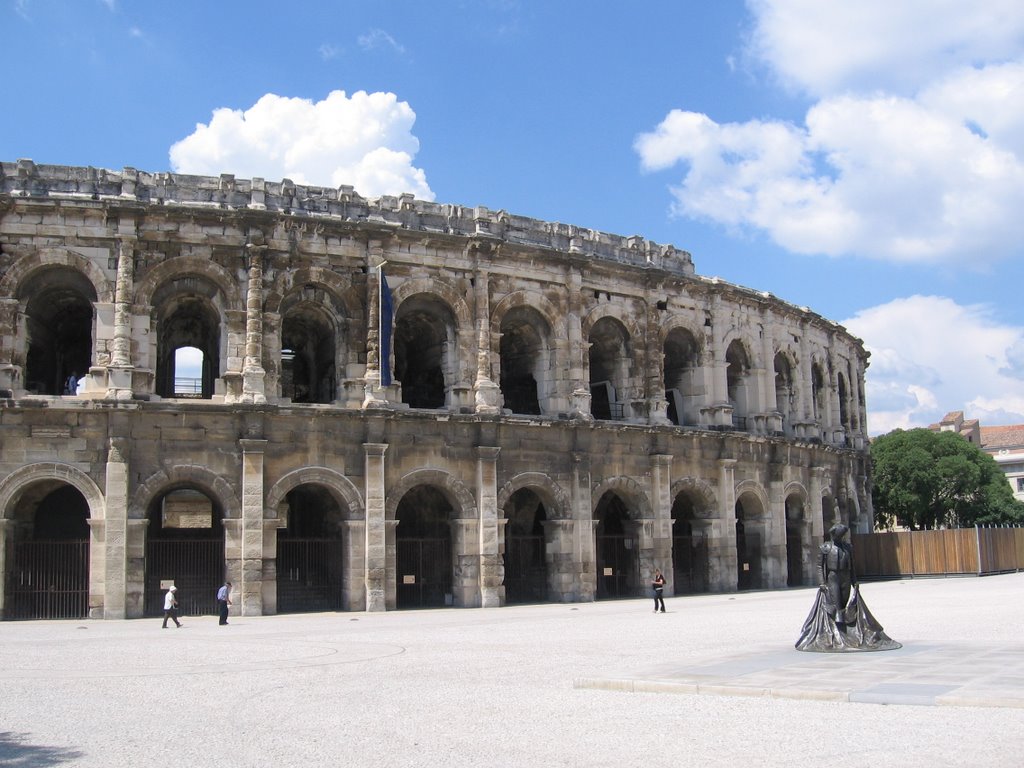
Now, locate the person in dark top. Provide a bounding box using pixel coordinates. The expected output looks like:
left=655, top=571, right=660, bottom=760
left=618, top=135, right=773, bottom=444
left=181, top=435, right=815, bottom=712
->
left=652, top=568, right=666, bottom=613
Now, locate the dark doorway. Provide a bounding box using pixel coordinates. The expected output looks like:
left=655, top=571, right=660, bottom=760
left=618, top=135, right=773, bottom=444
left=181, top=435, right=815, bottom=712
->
left=6, top=484, right=90, bottom=620
left=503, top=488, right=548, bottom=603
left=19, top=267, right=96, bottom=396
left=395, top=486, right=453, bottom=608
left=735, top=496, right=763, bottom=591
left=595, top=493, right=638, bottom=599
left=786, top=495, right=805, bottom=587
left=144, top=489, right=225, bottom=617
left=394, top=296, right=450, bottom=409
left=670, top=493, right=709, bottom=594
left=277, top=485, right=345, bottom=612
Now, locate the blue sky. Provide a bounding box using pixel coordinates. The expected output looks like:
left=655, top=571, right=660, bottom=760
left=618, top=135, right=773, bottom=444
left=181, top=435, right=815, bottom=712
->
left=4, top=0, right=1024, bottom=434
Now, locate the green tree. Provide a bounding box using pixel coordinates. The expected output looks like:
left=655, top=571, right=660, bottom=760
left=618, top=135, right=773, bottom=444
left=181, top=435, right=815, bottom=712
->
left=870, top=428, right=1024, bottom=530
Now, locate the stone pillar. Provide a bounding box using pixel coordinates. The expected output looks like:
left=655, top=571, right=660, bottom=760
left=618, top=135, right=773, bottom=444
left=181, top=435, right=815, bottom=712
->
left=572, top=452, right=596, bottom=601
left=103, top=436, right=130, bottom=618
left=543, top=519, right=574, bottom=601
left=566, top=269, right=592, bottom=418
left=477, top=446, right=502, bottom=606
left=126, top=519, right=148, bottom=618
left=473, top=270, right=501, bottom=414
left=341, top=520, right=366, bottom=612
left=451, top=517, right=480, bottom=607
left=362, top=242, right=390, bottom=407
left=710, top=458, right=738, bottom=591
left=766, top=466, right=786, bottom=589
left=646, top=303, right=671, bottom=425
left=106, top=234, right=135, bottom=400
left=807, top=466, right=826, bottom=584
left=649, top=454, right=673, bottom=591
left=0, top=298, right=21, bottom=394
left=241, top=241, right=267, bottom=404
left=239, top=438, right=267, bottom=615
left=364, top=442, right=388, bottom=611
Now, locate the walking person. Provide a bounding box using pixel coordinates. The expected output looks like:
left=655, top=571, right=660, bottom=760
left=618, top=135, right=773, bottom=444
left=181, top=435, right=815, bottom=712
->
left=162, top=585, right=182, bottom=628
left=217, top=581, right=232, bottom=625
left=652, top=568, right=666, bottom=613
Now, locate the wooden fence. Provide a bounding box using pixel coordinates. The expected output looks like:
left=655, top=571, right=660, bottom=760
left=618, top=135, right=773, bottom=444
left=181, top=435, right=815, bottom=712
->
left=852, top=527, right=1024, bottom=579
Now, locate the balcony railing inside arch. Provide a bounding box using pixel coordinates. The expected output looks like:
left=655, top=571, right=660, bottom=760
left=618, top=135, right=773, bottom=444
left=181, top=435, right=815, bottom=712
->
left=173, top=377, right=203, bottom=398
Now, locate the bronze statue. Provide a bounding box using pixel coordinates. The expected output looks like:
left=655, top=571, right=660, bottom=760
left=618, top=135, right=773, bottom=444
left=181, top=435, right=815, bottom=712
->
left=795, top=523, right=901, bottom=652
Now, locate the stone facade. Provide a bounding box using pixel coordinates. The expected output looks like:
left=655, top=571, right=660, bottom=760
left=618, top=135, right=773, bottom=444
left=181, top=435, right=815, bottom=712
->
left=0, top=160, right=872, bottom=620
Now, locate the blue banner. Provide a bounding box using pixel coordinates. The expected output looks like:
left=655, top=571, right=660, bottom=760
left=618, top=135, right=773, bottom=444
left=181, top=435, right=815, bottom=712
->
left=379, top=270, right=393, bottom=387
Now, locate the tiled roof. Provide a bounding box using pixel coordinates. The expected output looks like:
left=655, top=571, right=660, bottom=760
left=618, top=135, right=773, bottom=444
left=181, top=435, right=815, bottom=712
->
left=980, top=425, right=1024, bottom=450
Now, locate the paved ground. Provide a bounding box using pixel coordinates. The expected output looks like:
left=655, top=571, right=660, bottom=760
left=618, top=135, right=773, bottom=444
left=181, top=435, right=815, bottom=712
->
left=1, top=574, right=1022, bottom=767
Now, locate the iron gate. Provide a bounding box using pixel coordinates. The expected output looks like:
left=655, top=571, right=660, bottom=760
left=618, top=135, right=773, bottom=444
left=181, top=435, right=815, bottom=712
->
left=277, top=538, right=345, bottom=613
left=504, top=534, right=547, bottom=603
left=671, top=535, right=709, bottom=594
left=596, top=533, right=639, bottom=598
left=396, top=537, right=451, bottom=608
left=144, top=538, right=223, bottom=616
left=786, top=532, right=803, bottom=586
left=7, top=540, right=89, bottom=620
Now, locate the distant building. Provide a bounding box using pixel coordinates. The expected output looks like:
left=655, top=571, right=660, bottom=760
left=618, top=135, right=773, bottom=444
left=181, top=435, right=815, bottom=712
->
left=930, top=411, right=1024, bottom=501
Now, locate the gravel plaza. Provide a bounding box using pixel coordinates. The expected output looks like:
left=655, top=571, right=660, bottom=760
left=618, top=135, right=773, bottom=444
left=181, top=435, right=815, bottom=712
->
left=1, top=573, right=1022, bottom=768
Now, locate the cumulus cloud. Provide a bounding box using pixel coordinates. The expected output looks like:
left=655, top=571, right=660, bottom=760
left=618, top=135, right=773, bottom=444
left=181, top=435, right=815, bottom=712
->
left=169, top=90, right=434, bottom=200
left=636, top=1, right=1024, bottom=266
left=747, top=0, right=1024, bottom=97
left=842, top=296, right=1024, bottom=434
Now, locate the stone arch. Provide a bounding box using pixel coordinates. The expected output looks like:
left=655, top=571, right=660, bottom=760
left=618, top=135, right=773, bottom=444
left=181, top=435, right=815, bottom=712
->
left=658, top=316, right=707, bottom=359
left=590, top=476, right=653, bottom=519
left=580, top=304, right=643, bottom=343
left=134, top=256, right=244, bottom=313
left=129, top=464, right=241, bottom=520
left=392, top=277, right=472, bottom=329
left=734, top=479, right=770, bottom=518
left=0, top=248, right=114, bottom=304
left=784, top=481, right=809, bottom=509
left=265, top=266, right=360, bottom=317
left=490, top=290, right=562, bottom=337
left=386, top=468, right=477, bottom=520
left=496, top=472, right=571, bottom=520
left=265, top=467, right=365, bottom=521
left=0, top=463, right=106, bottom=521
left=669, top=477, right=718, bottom=517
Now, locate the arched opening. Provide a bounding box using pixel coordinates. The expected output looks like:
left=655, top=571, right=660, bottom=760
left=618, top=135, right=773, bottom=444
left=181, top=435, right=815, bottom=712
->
left=144, top=488, right=225, bottom=617
left=735, top=493, right=765, bottom=590
left=153, top=277, right=223, bottom=399
left=502, top=488, right=548, bottom=603
left=726, top=339, right=753, bottom=430
left=785, top=494, right=805, bottom=587
left=811, top=362, right=826, bottom=432
left=281, top=303, right=337, bottom=404
left=276, top=484, right=346, bottom=612
left=774, top=352, right=796, bottom=435
left=19, top=267, right=96, bottom=396
left=5, top=483, right=90, bottom=619
left=594, top=492, right=638, bottom=598
left=174, top=346, right=204, bottom=396
left=837, top=371, right=850, bottom=436
left=394, top=295, right=453, bottom=409
left=589, top=317, right=631, bottom=421
left=664, top=327, right=702, bottom=426
left=395, top=485, right=453, bottom=608
left=500, top=307, right=551, bottom=416
left=670, top=492, right=709, bottom=594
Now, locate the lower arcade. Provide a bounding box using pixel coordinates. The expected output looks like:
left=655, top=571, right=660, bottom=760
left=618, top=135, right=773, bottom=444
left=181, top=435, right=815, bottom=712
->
left=0, top=404, right=867, bottom=620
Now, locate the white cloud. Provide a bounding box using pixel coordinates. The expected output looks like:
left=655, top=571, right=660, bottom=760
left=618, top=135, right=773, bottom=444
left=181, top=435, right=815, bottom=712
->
left=842, top=296, right=1024, bottom=434
left=169, top=90, right=434, bottom=200
left=636, top=1, right=1024, bottom=266
left=747, top=0, right=1024, bottom=97
left=357, top=29, right=406, bottom=55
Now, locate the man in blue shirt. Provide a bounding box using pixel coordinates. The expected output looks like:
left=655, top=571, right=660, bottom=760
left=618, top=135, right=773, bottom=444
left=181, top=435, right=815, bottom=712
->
left=217, top=581, right=232, bottom=625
